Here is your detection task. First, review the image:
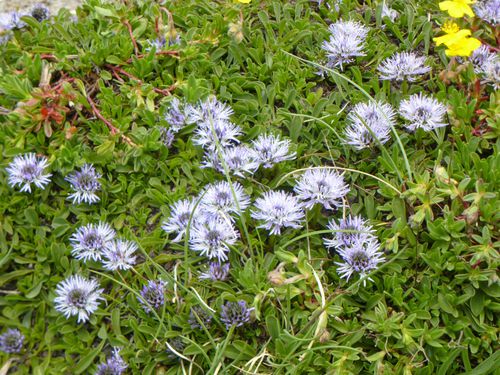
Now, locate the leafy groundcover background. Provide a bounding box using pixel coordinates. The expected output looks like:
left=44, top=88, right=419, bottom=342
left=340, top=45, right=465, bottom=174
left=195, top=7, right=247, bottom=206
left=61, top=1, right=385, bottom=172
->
left=0, top=0, right=499, bottom=374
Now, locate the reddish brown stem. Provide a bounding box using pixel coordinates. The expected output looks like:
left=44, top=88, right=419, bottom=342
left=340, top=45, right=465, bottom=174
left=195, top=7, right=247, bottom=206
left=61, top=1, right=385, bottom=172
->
left=106, top=64, right=175, bottom=96
left=125, top=50, right=179, bottom=64
left=123, top=19, right=139, bottom=55
left=87, top=95, right=118, bottom=135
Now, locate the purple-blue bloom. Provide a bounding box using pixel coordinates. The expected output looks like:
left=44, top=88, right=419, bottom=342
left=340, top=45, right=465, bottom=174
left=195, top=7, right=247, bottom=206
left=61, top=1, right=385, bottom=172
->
left=189, top=217, right=238, bottom=261
left=250, top=134, right=296, bottom=168
left=220, top=300, right=254, bottom=330
left=70, top=222, right=116, bottom=262
left=0, top=11, right=26, bottom=30
left=95, top=348, right=128, bottom=375
left=399, top=93, right=447, bottom=132
left=0, top=329, right=24, bottom=354
left=162, top=198, right=198, bottom=243
left=294, top=168, right=349, bottom=210
left=30, top=4, right=50, bottom=22
left=377, top=52, right=430, bottom=82
left=54, top=275, right=104, bottom=323
left=474, top=0, right=500, bottom=25
left=164, top=97, right=187, bottom=132
left=65, top=164, right=102, bottom=204
left=102, top=239, right=138, bottom=271
left=251, top=190, right=304, bottom=235
left=200, top=181, right=250, bottom=220
left=321, top=20, right=368, bottom=70
left=199, top=261, right=230, bottom=281
left=344, top=100, right=396, bottom=150
left=6, top=153, right=52, bottom=193
left=335, top=237, right=385, bottom=282
left=138, top=280, right=166, bottom=313
left=324, top=215, right=376, bottom=250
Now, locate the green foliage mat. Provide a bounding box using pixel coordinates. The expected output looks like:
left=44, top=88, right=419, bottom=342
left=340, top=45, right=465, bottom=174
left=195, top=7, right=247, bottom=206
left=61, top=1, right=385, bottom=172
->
left=0, top=0, right=498, bottom=373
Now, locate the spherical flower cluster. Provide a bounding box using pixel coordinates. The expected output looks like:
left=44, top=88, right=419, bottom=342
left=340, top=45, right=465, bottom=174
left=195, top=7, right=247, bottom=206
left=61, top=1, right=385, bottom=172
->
left=335, top=238, right=385, bottom=282
left=162, top=198, right=198, bottom=242
left=101, top=239, right=138, bottom=271
left=294, top=168, right=349, bottom=210
left=0, top=329, right=24, bottom=354
left=70, top=222, right=116, bottom=262
left=54, top=275, right=104, bottom=323
left=138, top=280, right=167, bottom=313
left=251, top=190, right=305, bottom=235
left=470, top=45, right=500, bottom=89
left=95, top=348, right=128, bottom=375
left=324, top=215, right=384, bottom=282
left=6, top=153, right=52, bottom=193
left=473, top=0, right=500, bottom=25
left=250, top=133, right=296, bottom=168
left=220, top=300, right=254, bottom=330
left=199, top=262, right=230, bottom=281
left=378, top=52, right=430, bottom=82
left=324, top=215, right=376, bottom=249
left=321, top=20, right=369, bottom=70
left=399, top=93, right=448, bottom=131
left=65, top=164, right=102, bottom=204
left=200, top=181, right=250, bottom=220
left=344, top=100, right=396, bottom=150
left=189, top=217, right=238, bottom=261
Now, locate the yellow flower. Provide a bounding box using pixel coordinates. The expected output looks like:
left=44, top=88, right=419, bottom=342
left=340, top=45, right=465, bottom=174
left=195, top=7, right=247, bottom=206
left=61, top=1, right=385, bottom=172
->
left=236, top=0, right=251, bottom=3
left=438, top=0, right=475, bottom=18
left=444, top=37, right=481, bottom=56
left=433, top=22, right=481, bottom=56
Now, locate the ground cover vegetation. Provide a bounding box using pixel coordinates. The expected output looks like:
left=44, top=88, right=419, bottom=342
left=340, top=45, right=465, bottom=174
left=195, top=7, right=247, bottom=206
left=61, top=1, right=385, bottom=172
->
left=0, top=0, right=499, bottom=373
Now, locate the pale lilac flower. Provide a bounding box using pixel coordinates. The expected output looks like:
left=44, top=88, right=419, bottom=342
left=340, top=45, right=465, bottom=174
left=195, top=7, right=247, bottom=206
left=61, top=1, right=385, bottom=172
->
left=321, top=20, right=369, bottom=70
left=164, top=97, right=186, bottom=132
left=138, top=280, right=166, bottom=313
left=0, top=11, right=26, bottom=30
left=30, top=4, right=50, bottom=22
left=95, top=348, right=128, bottom=375
left=399, top=93, right=447, bottom=131
left=344, top=100, right=396, bottom=150
left=474, top=0, right=500, bottom=25
left=471, top=46, right=500, bottom=89
left=199, top=262, right=230, bottom=281
left=335, top=238, right=385, bottom=282
left=189, top=217, right=238, bottom=261
left=378, top=52, right=430, bottom=82
left=220, top=300, right=254, bottom=330
left=193, top=120, right=242, bottom=151
left=251, top=191, right=304, bottom=235
left=162, top=198, right=198, bottom=242
left=6, top=153, right=52, bottom=192
left=202, top=145, right=259, bottom=177
left=0, top=329, right=24, bottom=353
left=70, top=222, right=116, bottom=262
left=159, top=126, right=175, bottom=147
left=250, top=134, right=296, bottom=168
left=65, top=164, right=102, bottom=204
left=54, top=275, right=104, bottom=323
left=185, top=97, right=234, bottom=126
left=102, top=239, right=138, bottom=271
left=294, top=168, right=349, bottom=210
left=145, top=36, right=166, bottom=52
left=200, top=181, right=250, bottom=220
left=381, top=3, right=399, bottom=22
left=324, top=215, right=376, bottom=250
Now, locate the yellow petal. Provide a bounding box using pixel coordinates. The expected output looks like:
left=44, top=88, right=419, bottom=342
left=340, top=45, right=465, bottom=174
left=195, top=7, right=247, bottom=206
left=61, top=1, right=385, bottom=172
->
left=236, top=0, right=251, bottom=3
left=439, top=0, right=475, bottom=17
left=433, top=29, right=471, bottom=46
left=445, top=37, right=481, bottom=56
